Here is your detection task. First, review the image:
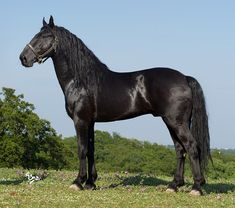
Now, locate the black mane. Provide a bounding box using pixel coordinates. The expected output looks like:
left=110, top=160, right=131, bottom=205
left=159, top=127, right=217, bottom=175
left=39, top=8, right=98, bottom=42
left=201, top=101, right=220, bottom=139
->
left=54, top=26, right=109, bottom=89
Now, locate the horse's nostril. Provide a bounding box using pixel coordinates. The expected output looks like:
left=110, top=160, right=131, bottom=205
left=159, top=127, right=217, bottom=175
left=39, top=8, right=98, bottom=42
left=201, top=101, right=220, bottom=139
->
left=20, top=55, right=27, bottom=63
left=23, top=56, right=27, bottom=63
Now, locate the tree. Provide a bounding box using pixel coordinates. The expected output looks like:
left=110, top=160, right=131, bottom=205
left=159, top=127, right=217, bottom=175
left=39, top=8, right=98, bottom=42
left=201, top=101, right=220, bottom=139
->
left=0, top=87, right=67, bottom=169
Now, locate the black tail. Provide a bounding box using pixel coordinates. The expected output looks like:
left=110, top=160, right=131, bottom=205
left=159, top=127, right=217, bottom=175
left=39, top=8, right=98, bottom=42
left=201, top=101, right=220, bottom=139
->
left=186, top=76, right=211, bottom=174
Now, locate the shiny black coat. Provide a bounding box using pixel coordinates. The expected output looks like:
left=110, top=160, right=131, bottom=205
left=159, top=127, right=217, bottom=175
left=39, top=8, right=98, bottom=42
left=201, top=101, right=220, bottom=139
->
left=20, top=16, right=210, bottom=194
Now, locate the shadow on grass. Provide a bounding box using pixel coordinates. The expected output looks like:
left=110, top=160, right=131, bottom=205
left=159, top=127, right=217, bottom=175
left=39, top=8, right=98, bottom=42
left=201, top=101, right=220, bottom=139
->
left=100, top=174, right=169, bottom=190
left=120, top=175, right=169, bottom=186
left=100, top=174, right=235, bottom=194
left=0, top=178, right=25, bottom=185
left=203, top=182, right=235, bottom=194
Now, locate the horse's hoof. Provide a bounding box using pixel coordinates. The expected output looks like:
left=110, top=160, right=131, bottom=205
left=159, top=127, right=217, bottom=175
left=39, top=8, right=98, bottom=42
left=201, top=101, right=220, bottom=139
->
left=189, top=189, right=202, bottom=196
left=69, top=184, right=83, bottom=191
left=166, top=188, right=176, bottom=193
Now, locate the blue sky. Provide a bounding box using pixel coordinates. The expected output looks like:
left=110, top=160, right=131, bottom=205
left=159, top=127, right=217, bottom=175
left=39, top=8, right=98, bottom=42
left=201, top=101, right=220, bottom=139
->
left=1, top=1, right=235, bottom=148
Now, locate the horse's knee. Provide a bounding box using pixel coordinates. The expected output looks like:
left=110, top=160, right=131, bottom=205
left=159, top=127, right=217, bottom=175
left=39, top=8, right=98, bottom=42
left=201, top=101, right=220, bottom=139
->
left=78, top=146, right=88, bottom=159
left=187, top=143, right=199, bottom=159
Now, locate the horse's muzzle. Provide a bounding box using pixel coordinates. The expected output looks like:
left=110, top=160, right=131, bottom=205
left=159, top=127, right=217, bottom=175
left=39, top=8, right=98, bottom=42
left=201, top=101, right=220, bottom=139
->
left=19, top=53, right=33, bottom=67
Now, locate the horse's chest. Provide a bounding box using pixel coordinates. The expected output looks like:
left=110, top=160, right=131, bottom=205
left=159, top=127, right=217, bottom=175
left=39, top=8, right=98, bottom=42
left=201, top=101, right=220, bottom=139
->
left=65, top=87, right=89, bottom=118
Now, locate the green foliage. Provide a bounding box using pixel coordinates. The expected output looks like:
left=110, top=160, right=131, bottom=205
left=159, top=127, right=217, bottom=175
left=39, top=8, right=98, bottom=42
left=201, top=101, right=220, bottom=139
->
left=62, top=131, right=235, bottom=180
left=207, top=150, right=235, bottom=179
left=64, top=131, right=176, bottom=176
left=0, top=87, right=67, bottom=169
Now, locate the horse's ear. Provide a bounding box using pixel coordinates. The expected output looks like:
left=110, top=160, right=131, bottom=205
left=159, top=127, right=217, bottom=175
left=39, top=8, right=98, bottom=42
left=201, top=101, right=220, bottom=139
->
left=43, top=17, right=47, bottom=26
left=49, top=15, right=55, bottom=28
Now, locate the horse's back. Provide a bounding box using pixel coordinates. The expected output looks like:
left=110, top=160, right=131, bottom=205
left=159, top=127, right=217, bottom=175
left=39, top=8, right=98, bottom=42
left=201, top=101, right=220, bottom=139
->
left=95, top=67, right=191, bottom=121
left=136, top=68, right=191, bottom=116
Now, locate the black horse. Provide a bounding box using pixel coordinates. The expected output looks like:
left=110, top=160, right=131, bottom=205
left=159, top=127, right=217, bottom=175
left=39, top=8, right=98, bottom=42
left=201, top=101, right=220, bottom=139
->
left=20, top=16, right=210, bottom=195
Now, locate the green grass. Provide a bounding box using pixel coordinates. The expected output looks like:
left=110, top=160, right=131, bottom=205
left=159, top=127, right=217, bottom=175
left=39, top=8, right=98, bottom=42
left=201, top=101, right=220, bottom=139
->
left=0, top=168, right=234, bottom=208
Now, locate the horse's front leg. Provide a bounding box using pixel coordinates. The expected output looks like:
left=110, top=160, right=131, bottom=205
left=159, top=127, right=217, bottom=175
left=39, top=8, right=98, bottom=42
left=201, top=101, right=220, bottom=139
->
left=84, top=122, right=98, bottom=190
left=70, top=118, right=89, bottom=190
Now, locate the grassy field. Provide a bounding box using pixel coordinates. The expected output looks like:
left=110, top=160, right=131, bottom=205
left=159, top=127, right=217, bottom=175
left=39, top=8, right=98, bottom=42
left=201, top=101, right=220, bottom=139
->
left=0, top=168, right=234, bottom=208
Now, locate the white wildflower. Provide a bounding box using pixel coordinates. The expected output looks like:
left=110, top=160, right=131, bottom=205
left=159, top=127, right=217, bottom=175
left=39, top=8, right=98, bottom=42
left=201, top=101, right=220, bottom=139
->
left=25, top=172, right=41, bottom=184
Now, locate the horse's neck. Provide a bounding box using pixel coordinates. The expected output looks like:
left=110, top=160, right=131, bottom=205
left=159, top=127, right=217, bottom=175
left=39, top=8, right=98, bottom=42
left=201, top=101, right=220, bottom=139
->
left=52, top=55, right=74, bottom=93
left=51, top=36, right=111, bottom=95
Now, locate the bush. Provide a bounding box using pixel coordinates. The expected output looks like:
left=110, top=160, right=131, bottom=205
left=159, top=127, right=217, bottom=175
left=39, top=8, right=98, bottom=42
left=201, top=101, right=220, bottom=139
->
left=0, top=88, right=67, bottom=169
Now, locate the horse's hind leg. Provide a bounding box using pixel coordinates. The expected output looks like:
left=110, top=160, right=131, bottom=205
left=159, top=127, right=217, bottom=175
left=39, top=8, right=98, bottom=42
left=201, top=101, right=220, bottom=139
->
left=84, top=122, right=98, bottom=190
left=163, top=117, right=204, bottom=195
left=163, top=119, right=186, bottom=191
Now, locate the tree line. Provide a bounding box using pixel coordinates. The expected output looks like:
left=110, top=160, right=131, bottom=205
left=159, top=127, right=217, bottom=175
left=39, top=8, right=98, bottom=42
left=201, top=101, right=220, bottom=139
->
left=0, top=87, right=235, bottom=179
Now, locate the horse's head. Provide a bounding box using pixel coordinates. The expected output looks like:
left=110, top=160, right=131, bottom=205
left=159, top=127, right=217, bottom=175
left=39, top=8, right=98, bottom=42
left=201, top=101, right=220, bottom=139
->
left=20, top=16, right=58, bottom=67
